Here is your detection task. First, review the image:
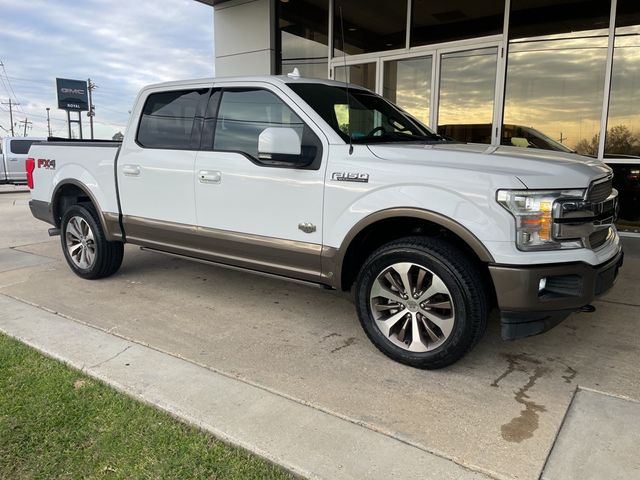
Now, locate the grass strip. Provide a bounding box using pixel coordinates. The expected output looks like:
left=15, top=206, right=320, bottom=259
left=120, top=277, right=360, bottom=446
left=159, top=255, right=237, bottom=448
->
left=0, top=333, right=294, bottom=480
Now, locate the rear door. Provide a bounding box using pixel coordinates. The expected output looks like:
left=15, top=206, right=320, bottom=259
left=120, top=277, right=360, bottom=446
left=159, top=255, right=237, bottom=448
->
left=117, top=87, right=209, bottom=241
left=193, top=84, right=328, bottom=281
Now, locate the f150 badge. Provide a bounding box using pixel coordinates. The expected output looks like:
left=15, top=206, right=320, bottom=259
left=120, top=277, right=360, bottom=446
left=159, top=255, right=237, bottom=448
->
left=37, top=159, right=56, bottom=170
left=331, top=172, right=369, bottom=183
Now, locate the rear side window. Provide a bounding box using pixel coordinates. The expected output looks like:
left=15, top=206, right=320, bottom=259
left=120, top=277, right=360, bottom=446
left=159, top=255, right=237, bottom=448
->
left=213, top=89, right=306, bottom=159
left=10, top=140, right=36, bottom=155
left=137, top=89, right=207, bottom=149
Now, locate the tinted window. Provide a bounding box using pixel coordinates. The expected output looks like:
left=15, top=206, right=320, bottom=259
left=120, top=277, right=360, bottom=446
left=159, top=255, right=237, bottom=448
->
left=213, top=89, right=307, bottom=159
left=137, top=89, right=207, bottom=149
left=503, top=0, right=610, bottom=153
left=411, top=0, right=504, bottom=47
left=10, top=140, right=36, bottom=155
left=278, top=0, right=329, bottom=78
left=334, top=0, right=407, bottom=55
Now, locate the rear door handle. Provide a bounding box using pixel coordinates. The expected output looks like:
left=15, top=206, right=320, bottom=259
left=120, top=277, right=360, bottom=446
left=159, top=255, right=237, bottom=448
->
left=122, top=164, right=141, bottom=176
left=198, top=170, right=221, bottom=184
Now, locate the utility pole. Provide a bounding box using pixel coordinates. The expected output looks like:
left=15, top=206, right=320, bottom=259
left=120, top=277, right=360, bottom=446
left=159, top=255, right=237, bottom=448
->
left=87, top=78, right=96, bottom=140
left=18, top=117, right=32, bottom=137
left=45, top=107, right=52, bottom=137
left=1, top=99, right=19, bottom=136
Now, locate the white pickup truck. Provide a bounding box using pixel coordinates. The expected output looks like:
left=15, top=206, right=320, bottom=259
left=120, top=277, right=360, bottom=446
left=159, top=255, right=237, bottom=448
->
left=27, top=76, right=623, bottom=369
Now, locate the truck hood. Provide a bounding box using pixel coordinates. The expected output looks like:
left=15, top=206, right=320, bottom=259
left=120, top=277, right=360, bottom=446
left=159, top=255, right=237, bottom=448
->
left=367, top=143, right=612, bottom=189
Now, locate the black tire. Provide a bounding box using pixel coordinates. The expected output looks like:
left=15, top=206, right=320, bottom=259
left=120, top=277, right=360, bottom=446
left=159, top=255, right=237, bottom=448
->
left=60, top=204, right=124, bottom=280
left=355, top=236, right=488, bottom=369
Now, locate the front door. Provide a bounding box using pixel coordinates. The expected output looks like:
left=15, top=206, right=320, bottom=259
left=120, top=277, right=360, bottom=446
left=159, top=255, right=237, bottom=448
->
left=193, top=85, right=327, bottom=282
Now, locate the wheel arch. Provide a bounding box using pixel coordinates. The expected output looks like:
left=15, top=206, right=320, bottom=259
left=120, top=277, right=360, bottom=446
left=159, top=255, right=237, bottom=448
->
left=52, top=179, right=114, bottom=239
left=327, top=208, right=495, bottom=292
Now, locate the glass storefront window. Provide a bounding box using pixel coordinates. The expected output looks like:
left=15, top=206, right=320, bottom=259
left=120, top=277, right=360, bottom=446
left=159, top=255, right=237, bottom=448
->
left=437, top=47, right=498, bottom=143
left=503, top=1, right=610, bottom=153
left=383, top=56, right=432, bottom=126
left=279, top=0, right=329, bottom=78
left=411, top=0, right=504, bottom=48
left=333, top=0, right=407, bottom=56
left=606, top=0, right=640, bottom=157
left=607, top=0, right=640, bottom=230
left=334, top=63, right=377, bottom=91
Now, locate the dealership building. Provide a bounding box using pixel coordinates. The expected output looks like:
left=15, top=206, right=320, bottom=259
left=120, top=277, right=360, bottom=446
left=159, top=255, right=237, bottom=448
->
left=198, top=0, right=639, bottom=230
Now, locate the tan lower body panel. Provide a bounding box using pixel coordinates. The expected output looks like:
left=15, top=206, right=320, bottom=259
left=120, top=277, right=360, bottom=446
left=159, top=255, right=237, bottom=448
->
left=122, top=215, right=328, bottom=285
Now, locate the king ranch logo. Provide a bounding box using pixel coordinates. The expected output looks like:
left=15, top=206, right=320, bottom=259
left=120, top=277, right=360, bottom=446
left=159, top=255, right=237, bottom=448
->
left=37, top=158, right=56, bottom=170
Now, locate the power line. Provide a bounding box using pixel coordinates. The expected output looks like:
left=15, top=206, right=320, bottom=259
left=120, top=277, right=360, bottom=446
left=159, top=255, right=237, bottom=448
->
left=0, top=60, right=26, bottom=115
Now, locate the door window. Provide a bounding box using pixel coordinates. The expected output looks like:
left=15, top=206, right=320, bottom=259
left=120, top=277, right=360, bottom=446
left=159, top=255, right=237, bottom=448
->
left=212, top=89, right=321, bottom=166
left=137, top=89, right=207, bottom=150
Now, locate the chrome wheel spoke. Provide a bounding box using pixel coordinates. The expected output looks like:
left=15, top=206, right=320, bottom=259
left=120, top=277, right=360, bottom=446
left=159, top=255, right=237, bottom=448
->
left=376, top=310, right=409, bottom=337
left=383, top=270, right=405, bottom=296
left=408, top=315, right=428, bottom=352
left=69, top=243, right=82, bottom=255
left=392, top=263, right=413, bottom=297
left=371, top=278, right=405, bottom=305
left=419, top=315, right=442, bottom=343
left=67, top=218, right=82, bottom=241
left=419, top=309, right=454, bottom=339
left=417, top=275, right=449, bottom=303
left=396, top=316, right=411, bottom=343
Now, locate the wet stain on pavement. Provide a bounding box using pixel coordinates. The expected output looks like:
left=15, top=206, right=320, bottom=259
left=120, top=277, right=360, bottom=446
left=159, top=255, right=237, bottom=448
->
left=562, top=366, right=577, bottom=384
left=331, top=337, right=356, bottom=353
left=492, top=353, right=550, bottom=443
left=491, top=353, right=540, bottom=387
left=321, top=332, right=341, bottom=341
left=501, top=365, right=549, bottom=443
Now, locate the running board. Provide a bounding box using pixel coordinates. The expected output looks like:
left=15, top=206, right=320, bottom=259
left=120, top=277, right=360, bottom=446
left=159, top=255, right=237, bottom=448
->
left=139, top=247, right=332, bottom=290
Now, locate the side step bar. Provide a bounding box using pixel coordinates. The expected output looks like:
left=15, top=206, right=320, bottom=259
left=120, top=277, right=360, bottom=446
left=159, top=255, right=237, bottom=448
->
left=139, top=247, right=333, bottom=290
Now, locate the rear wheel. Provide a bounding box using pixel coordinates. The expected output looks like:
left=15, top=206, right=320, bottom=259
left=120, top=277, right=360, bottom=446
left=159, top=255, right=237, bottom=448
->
left=355, top=236, right=488, bottom=369
left=60, top=204, right=124, bottom=279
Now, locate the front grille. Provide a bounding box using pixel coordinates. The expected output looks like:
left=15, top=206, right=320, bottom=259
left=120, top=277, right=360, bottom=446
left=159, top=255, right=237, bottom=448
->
left=589, top=228, right=610, bottom=249
left=588, top=177, right=613, bottom=203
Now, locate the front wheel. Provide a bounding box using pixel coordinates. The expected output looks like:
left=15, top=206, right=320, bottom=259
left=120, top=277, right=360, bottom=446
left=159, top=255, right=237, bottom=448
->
left=355, top=236, right=488, bottom=369
left=60, top=204, right=124, bottom=280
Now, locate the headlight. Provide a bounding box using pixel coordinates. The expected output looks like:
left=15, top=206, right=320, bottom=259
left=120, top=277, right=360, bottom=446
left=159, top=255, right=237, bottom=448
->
left=497, top=189, right=585, bottom=251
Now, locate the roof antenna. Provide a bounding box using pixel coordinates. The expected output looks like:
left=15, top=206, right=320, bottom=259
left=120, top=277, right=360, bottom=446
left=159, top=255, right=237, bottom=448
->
left=339, top=6, right=354, bottom=155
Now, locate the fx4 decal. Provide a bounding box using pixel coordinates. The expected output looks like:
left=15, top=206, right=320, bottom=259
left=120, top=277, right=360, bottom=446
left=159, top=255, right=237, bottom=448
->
left=331, top=172, right=369, bottom=183
left=37, top=159, right=56, bottom=170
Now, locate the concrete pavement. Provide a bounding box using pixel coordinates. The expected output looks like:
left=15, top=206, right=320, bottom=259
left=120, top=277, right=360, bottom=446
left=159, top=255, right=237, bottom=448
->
left=1, top=190, right=639, bottom=479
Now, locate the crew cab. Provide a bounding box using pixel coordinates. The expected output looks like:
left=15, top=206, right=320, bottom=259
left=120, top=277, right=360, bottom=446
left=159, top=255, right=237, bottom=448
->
left=27, top=76, right=623, bottom=369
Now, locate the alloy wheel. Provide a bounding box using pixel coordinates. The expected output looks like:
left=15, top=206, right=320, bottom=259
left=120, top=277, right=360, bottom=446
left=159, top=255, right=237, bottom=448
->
left=369, top=262, right=455, bottom=352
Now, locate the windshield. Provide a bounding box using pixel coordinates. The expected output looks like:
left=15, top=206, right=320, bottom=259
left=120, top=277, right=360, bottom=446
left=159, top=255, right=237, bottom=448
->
left=288, top=83, right=443, bottom=144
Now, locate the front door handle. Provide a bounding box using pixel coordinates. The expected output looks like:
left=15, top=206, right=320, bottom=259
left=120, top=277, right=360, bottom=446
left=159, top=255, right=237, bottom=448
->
left=122, top=164, right=141, bottom=177
left=198, top=170, right=222, bottom=184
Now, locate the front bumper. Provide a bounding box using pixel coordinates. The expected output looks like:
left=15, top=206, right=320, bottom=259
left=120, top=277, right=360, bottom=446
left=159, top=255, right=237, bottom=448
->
left=489, top=248, right=624, bottom=340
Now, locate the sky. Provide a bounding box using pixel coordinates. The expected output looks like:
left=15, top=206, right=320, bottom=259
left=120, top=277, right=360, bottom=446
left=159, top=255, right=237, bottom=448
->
left=0, top=0, right=213, bottom=140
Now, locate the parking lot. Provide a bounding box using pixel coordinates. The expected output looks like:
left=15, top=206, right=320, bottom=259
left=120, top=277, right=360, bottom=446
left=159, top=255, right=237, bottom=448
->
left=1, top=189, right=639, bottom=480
